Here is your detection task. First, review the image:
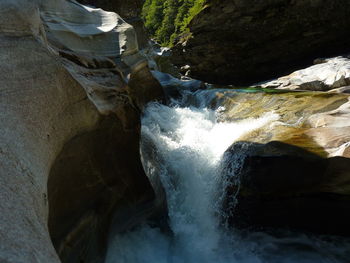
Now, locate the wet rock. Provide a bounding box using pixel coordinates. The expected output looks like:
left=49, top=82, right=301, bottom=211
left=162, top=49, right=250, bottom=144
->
left=201, top=82, right=350, bottom=236
left=151, top=70, right=206, bottom=101
left=172, top=0, right=350, bottom=85
left=207, top=87, right=350, bottom=159
left=223, top=141, right=350, bottom=236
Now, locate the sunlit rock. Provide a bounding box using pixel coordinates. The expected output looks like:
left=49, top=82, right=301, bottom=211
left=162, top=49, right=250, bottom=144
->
left=217, top=89, right=350, bottom=235
left=261, top=57, right=350, bottom=91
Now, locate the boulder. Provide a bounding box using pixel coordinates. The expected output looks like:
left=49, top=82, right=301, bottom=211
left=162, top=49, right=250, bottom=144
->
left=223, top=141, right=350, bottom=236
left=191, top=75, right=350, bottom=236
left=261, top=57, right=350, bottom=91
left=212, top=84, right=350, bottom=236
left=0, top=1, right=163, bottom=263
left=172, top=0, right=350, bottom=85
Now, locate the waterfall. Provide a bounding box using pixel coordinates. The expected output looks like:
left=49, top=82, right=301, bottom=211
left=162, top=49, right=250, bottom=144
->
left=105, top=92, right=350, bottom=263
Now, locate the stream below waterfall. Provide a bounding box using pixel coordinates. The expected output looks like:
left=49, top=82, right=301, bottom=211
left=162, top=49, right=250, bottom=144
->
left=106, top=88, right=350, bottom=263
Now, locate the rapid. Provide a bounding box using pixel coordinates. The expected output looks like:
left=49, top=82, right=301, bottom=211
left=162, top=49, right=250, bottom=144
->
left=106, top=88, right=350, bottom=263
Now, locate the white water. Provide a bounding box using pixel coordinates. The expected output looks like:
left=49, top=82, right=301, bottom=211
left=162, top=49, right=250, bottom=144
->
left=106, top=100, right=350, bottom=263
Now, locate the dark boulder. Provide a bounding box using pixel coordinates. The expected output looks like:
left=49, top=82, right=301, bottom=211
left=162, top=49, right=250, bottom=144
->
left=223, top=141, right=350, bottom=236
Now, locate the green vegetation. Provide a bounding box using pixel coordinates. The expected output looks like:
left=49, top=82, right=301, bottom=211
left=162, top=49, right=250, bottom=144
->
left=142, top=0, right=206, bottom=46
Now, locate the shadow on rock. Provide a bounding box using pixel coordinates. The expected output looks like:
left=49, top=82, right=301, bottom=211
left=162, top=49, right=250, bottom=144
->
left=223, top=141, right=350, bottom=236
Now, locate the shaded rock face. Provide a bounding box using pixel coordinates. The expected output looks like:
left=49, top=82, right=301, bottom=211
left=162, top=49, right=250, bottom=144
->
left=48, top=117, right=154, bottom=263
left=0, top=1, right=163, bottom=263
left=223, top=141, right=350, bottom=236
left=172, top=0, right=350, bottom=85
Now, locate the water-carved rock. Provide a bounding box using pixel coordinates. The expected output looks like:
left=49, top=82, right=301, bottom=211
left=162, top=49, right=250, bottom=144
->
left=76, top=0, right=148, bottom=47
left=0, top=1, right=163, bottom=262
left=217, top=88, right=350, bottom=236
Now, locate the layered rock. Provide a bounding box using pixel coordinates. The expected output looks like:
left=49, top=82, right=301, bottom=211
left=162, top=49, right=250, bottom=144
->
left=172, top=0, right=350, bottom=85
left=195, top=82, right=350, bottom=235
left=0, top=1, right=163, bottom=263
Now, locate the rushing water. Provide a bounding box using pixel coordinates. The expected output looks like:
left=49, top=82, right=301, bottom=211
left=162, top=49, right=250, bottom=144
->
left=106, top=92, right=350, bottom=263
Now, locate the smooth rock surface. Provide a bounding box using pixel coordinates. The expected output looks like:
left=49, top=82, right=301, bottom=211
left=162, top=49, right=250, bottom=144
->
left=182, top=82, right=350, bottom=235
left=261, top=57, right=350, bottom=91
left=208, top=88, right=350, bottom=235
left=0, top=33, right=103, bottom=263
left=77, top=0, right=143, bottom=20
left=197, top=88, right=350, bottom=158
left=76, top=0, right=148, bottom=47
left=172, top=0, right=350, bottom=85
left=0, top=1, right=163, bottom=263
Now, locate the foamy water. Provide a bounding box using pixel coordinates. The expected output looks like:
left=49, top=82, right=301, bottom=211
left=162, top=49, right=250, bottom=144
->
left=105, top=101, right=350, bottom=263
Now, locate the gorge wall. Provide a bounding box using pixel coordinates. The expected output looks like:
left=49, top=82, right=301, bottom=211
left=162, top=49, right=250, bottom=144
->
left=2, top=0, right=350, bottom=262
left=77, top=0, right=149, bottom=47
left=0, top=0, right=163, bottom=263
left=172, top=0, right=350, bottom=85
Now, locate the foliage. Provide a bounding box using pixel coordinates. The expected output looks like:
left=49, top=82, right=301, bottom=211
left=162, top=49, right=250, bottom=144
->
left=142, top=0, right=206, bottom=46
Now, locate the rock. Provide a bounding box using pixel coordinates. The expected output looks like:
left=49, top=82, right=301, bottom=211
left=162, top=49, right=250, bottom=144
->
left=327, top=86, right=350, bottom=94
left=40, top=0, right=164, bottom=114
left=209, top=85, right=350, bottom=236
left=194, top=79, right=350, bottom=235
left=261, top=57, right=350, bottom=91
left=0, top=1, right=163, bottom=263
left=128, top=65, right=165, bottom=110
left=205, top=86, right=350, bottom=157
left=172, top=0, right=350, bottom=85
left=48, top=116, right=155, bottom=263
left=143, top=42, right=181, bottom=78
left=223, top=141, right=350, bottom=236
left=151, top=70, right=206, bottom=101
left=76, top=0, right=143, bottom=19
left=0, top=0, right=40, bottom=36
left=76, top=0, right=148, bottom=48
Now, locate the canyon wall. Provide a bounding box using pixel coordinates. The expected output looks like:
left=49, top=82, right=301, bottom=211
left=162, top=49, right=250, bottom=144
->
left=172, top=0, right=350, bottom=85
left=0, top=0, right=162, bottom=262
